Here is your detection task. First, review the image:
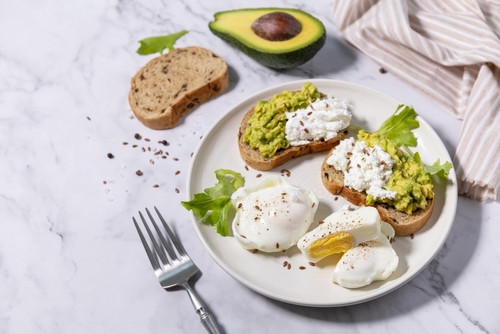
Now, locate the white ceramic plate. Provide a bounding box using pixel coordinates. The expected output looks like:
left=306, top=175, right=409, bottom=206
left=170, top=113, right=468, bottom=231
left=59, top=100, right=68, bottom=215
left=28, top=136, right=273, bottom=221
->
left=186, top=79, right=457, bottom=307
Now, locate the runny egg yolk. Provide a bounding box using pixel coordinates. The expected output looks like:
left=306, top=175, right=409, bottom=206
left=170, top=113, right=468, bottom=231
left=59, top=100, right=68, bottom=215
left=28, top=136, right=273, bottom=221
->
left=308, top=232, right=353, bottom=259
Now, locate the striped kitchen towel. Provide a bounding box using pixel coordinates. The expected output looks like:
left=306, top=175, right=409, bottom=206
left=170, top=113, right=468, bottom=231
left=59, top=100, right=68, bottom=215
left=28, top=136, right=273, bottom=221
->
left=332, top=0, right=500, bottom=201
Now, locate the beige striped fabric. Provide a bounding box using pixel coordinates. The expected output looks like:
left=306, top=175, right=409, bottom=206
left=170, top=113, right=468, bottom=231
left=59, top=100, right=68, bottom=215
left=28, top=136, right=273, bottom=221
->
left=332, top=0, right=500, bottom=201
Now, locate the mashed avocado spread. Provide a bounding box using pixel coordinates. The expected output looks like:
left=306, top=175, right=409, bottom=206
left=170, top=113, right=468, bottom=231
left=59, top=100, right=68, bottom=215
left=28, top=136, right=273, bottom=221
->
left=358, top=130, right=434, bottom=214
left=243, top=82, right=321, bottom=158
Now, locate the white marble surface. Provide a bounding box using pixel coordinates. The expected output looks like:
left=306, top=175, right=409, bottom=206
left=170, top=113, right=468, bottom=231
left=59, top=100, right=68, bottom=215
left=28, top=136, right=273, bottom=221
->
left=0, top=0, right=499, bottom=333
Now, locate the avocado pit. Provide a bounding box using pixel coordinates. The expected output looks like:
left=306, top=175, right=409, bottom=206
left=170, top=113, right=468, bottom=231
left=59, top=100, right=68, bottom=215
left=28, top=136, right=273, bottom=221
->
left=251, top=12, right=302, bottom=41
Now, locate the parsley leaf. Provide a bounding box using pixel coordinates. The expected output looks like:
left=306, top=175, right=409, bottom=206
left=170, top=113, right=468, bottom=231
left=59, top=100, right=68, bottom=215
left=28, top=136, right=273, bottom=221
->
left=136, top=30, right=188, bottom=55
left=181, top=169, right=244, bottom=236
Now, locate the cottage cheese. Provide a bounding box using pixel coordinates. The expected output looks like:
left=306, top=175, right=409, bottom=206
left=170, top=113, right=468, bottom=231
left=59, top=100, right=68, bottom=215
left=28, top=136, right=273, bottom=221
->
left=326, top=137, right=397, bottom=201
left=285, top=96, right=351, bottom=146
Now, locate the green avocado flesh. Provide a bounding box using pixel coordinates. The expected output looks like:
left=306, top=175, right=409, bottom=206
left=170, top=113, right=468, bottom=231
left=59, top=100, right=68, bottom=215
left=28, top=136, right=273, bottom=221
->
left=209, top=8, right=326, bottom=69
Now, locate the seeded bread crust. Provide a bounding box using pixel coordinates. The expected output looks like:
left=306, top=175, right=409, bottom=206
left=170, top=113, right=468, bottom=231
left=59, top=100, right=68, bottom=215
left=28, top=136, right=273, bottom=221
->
left=237, top=101, right=349, bottom=171
left=129, top=46, right=229, bottom=129
left=321, top=150, right=434, bottom=236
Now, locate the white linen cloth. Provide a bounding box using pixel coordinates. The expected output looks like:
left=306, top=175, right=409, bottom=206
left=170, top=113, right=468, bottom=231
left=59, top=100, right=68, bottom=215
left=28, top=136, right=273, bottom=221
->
left=332, top=0, right=500, bottom=201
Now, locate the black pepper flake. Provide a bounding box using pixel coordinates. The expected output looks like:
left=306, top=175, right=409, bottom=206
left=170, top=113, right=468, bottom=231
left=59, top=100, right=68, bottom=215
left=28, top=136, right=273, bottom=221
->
left=136, top=170, right=143, bottom=176
left=153, top=184, right=159, bottom=188
left=107, top=153, right=114, bottom=159
left=134, top=133, right=142, bottom=140
left=283, top=261, right=288, bottom=267
left=299, top=266, right=306, bottom=270
left=175, top=188, right=180, bottom=193
left=379, top=67, right=387, bottom=74
left=256, top=173, right=262, bottom=178
left=175, top=170, right=180, bottom=175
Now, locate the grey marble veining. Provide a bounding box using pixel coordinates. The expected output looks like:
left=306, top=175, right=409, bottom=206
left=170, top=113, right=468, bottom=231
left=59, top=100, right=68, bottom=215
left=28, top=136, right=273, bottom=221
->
left=0, top=0, right=498, bottom=333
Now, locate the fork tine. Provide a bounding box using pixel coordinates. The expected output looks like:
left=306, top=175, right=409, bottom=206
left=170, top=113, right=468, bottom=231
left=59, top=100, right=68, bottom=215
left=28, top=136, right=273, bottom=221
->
left=153, top=206, right=188, bottom=256
left=133, top=216, right=161, bottom=271
left=145, top=207, right=179, bottom=261
left=138, top=210, right=171, bottom=266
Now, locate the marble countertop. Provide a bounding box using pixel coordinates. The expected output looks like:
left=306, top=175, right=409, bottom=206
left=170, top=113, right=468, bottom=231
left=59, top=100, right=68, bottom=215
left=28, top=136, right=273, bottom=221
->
left=1, top=0, right=499, bottom=333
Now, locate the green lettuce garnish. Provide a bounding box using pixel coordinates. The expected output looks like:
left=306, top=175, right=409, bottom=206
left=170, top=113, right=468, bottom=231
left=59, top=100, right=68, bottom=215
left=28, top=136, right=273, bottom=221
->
left=376, top=104, right=419, bottom=148
left=136, top=30, right=188, bottom=55
left=374, top=104, right=451, bottom=179
left=414, top=152, right=453, bottom=178
left=181, top=169, right=244, bottom=236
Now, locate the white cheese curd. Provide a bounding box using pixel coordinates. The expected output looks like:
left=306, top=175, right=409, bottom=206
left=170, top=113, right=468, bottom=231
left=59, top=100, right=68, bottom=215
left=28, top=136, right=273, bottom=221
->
left=231, top=176, right=319, bottom=253
left=285, top=96, right=351, bottom=146
left=326, top=137, right=397, bottom=201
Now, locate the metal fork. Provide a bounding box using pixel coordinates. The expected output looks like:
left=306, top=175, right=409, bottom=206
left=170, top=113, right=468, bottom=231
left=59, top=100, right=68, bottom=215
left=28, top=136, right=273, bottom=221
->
left=133, top=207, right=222, bottom=334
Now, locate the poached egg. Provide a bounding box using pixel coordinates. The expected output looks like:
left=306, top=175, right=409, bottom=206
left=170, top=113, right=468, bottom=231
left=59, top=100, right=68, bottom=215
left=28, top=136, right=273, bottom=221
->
left=231, top=176, right=318, bottom=252
left=297, top=207, right=381, bottom=263
left=332, top=221, right=399, bottom=288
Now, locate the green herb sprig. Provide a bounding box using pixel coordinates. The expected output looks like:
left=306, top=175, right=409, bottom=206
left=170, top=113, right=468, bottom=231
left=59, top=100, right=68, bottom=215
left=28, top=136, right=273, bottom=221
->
left=373, top=104, right=452, bottom=178
left=136, top=30, right=188, bottom=55
left=182, top=169, right=244, bottom=236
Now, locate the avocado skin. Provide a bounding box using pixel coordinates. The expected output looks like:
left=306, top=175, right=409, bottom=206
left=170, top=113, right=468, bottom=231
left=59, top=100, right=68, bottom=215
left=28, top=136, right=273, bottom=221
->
left=209, top=8, right=326, bottom=69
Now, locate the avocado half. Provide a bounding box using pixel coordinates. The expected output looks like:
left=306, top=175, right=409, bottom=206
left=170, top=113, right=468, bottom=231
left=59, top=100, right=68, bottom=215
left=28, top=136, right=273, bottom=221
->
left=209, top=8, right=326, bottom=69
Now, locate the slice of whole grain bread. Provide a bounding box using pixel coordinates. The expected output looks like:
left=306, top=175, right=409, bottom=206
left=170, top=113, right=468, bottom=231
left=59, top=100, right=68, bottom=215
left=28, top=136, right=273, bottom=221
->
left=129, top=46, right=229, bottom=129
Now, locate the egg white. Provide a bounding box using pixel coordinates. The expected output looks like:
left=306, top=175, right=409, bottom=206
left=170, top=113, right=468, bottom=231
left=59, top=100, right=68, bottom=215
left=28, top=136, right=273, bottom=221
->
left=332, top=222, right=399, bottom=288
left=297, top=206, right=382, bottom=263
left=231, top=176, right=318, bottom=252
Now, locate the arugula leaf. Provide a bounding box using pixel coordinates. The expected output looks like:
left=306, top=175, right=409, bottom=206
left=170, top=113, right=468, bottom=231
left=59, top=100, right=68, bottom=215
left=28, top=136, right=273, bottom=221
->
left=376, top=104, right=420, bottom=148
left=181, top=169, right=244, bottom=236
left=136, top=30, right=188, bottom=55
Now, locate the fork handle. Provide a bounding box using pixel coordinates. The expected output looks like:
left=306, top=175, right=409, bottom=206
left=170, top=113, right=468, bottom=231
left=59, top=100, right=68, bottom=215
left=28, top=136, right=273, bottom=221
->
left=183, top=283, right=222, bottom=334
left=198, top=307, right=222, bottom=334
